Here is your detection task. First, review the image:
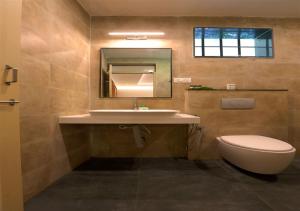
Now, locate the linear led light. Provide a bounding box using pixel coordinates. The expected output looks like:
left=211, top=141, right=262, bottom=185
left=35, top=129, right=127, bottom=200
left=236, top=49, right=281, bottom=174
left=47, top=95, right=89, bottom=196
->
left=108, top=32, right=165, bottom=36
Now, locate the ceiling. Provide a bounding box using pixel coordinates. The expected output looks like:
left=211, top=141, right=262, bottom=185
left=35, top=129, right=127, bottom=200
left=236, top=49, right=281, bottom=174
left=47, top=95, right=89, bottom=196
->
left=77, top=0, right=300, bottom=18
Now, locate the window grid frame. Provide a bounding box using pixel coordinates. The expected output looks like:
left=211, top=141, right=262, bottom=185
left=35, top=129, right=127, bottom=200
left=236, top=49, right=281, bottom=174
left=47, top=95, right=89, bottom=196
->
left=193, top=27, right=274, bottom=58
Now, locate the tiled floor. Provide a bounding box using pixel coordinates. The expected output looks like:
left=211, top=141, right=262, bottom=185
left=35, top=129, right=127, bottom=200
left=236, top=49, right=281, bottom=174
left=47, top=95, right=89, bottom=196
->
left=25, top=158, right=300, bottom=211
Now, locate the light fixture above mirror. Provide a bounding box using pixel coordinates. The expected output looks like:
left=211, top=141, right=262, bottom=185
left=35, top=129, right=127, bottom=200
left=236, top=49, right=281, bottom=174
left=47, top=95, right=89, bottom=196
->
left=108, top=32, right=165, bottom=40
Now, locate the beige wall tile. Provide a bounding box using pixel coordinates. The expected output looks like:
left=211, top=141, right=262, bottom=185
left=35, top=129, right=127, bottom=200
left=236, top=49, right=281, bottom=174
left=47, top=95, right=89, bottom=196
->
left=20, top=54, right=51, bottom=87
left=19, top=84, right=50, bottom=115
left=20, top=115, right=51, bottom=145
left=90, top=125, right=187, bottom=158
left=22, top=165, right=52, bottom=201
left=288, top=126, right=300, bottom=144
left=288, top=94, right=300, bottom=110
left=289, top=109, right=300, bottom=127
left=20, top=0, right=90, bottom=201
left=21, top=139, right=53, bottom=174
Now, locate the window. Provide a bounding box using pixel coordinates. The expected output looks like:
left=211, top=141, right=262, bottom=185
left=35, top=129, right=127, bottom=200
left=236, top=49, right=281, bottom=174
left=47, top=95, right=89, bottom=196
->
left=194, top=27, right=273, bottom=58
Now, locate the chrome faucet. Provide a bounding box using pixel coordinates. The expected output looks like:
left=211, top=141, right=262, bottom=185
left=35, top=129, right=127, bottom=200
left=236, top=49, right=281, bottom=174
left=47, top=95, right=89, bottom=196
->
left=133, top=98, right=138, bottom=110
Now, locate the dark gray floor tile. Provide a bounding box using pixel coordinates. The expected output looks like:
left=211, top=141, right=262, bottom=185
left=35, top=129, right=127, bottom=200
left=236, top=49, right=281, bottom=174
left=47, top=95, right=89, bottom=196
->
left=75, top=158, right=140, bottom=171
left=27, top=171, right=138, bottom=202
left=220, top=159, right=300, bottom=192
left=25, top=199, right=136, bottom=211
left=25, top=158, right=300, bottom=211
left=255, top=190, right=300, bottom=211
left=135, top=200, right=272, bottom=211
left=138, top=158, right=198, bottom=171
left=137, top=167, right=254, bottom=204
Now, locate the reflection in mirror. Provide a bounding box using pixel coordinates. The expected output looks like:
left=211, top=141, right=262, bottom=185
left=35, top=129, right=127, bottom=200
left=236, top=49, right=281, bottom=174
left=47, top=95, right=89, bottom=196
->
left=100, top=48, right=172, bottom=98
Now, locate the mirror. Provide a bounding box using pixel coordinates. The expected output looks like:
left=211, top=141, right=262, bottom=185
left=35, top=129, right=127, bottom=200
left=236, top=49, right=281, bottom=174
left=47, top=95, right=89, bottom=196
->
left=100, top=48, right=172, bottom=98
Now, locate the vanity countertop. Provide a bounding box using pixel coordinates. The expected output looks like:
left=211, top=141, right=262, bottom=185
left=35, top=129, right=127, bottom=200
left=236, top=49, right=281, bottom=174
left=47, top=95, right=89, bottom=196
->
left=59, top=113, right=200, bottom=125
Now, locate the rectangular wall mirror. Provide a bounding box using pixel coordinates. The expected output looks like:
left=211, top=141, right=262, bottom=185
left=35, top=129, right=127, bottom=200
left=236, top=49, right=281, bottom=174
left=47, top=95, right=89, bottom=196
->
left=100, top=48, right=172, bottom=98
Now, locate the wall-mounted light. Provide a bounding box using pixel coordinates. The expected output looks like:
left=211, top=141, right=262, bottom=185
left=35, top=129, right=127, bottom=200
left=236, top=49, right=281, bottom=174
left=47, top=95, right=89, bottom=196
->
left=108, top=32, right=165, bottom=40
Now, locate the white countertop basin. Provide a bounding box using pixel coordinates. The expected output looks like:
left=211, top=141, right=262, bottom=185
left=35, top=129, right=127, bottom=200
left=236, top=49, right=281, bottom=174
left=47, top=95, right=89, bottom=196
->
left=59, top=113, right=200, bottom=125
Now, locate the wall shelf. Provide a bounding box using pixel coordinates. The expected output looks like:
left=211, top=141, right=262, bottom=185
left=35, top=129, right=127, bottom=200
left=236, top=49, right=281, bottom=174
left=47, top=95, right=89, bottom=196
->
left=187, top=89, right=288, bottom=92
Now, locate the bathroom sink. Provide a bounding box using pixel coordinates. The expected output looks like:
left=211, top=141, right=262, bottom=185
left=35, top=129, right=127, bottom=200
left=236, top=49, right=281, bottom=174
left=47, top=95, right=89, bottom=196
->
left=60, top=110, right=200, bottom=124
left=89, top=109, right=179, bottom=117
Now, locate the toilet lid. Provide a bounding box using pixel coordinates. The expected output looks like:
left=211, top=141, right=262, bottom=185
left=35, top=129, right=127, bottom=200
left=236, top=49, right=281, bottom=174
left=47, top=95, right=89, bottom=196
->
left=219, top=135, right=294, bottom=152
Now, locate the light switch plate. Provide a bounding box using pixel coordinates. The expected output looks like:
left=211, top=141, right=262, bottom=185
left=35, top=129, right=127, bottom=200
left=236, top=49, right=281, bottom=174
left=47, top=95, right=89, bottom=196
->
left=173, top=77, right=192, bottom=84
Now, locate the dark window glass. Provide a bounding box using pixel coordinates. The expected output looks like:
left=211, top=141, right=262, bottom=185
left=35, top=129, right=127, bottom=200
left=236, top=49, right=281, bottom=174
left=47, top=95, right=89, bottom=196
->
left=194, top=27, right=273, bottom=58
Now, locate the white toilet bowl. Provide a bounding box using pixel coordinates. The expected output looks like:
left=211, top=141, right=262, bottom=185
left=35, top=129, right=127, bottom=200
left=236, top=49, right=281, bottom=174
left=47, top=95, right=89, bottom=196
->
left=217, top=135, right=296, bottom=174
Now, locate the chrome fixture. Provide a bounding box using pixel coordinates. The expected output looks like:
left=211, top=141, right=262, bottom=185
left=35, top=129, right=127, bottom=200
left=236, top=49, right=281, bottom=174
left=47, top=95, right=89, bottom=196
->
left=0, top=99, right=20, bottom=106
left=4, top=65, right=18, bottom=85
left=133, top=98, right=138, bottom=110
left=119, top=124, right=151, bottom=148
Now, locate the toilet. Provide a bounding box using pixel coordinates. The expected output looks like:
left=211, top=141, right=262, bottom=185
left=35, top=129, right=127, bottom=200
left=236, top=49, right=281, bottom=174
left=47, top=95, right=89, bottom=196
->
left=217, top=135, right=296, bottom=174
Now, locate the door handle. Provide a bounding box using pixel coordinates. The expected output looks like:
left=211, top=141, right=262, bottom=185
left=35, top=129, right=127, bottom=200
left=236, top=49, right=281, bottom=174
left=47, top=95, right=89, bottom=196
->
left=4, top=65, right=18, bottom=85
left=0, top=99, right=21, bottom=106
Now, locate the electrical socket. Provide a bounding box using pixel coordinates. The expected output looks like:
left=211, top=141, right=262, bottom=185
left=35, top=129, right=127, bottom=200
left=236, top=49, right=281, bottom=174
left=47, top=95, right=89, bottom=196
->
left=173, top=77, right=192, bottom=84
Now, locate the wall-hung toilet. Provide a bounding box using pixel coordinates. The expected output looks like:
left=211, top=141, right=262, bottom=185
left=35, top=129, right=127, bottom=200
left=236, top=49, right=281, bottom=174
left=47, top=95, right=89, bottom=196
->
left=217, top=135, right=296, bottom=174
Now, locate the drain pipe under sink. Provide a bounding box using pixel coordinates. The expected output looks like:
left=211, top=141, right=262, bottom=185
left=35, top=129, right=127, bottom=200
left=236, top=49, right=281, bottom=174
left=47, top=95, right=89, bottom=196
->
left=119, top=125, right=151, bottom=148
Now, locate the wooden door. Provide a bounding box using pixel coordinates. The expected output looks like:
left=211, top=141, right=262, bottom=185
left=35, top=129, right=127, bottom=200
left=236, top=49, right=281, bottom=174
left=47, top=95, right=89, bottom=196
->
left=0, top=0, right=24, bottom=211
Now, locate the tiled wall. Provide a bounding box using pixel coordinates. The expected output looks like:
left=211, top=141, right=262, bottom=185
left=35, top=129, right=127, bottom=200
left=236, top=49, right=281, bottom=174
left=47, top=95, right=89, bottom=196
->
left=90, top=17, right=300, bottom=156
left=187, top=90, right=289, bottom=159
left=90, top=125, right=188, bottom=158
left=20, top=0, right=90, bottom=200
